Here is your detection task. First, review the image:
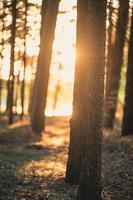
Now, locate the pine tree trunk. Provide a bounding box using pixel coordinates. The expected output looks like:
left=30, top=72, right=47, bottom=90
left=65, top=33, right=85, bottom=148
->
left=8, top=0, right=17, bottom=124
left=20, top=0, right=28, bottom=120
left=65, top=0, right=89, bottom=185
left=30, top=0, right=59, bottom=134
left=6, top=80, right=10, bottom=112
left=122, top=10, right=133, bottom=136
left=104, top=0, right=129, bottom=128
left=76, top=0, right=106, bottom=199
left=14, top=73, right=20, bottom=113
left=0, top=1, right=5, bottom=113
left=105, top=0, right=113, bottom=104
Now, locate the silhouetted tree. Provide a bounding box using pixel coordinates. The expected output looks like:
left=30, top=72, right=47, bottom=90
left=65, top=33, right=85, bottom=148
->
left=30, top=0, right=59, bottom=134
left=105, top=0, right=113, bottom=104
left=14, top=70, right=20, bottom=112
left=20, top=0, right=28, bottom=120
left=0, top=1, right=5, bottom=112
left=8, top=0, right=17, bottom=124
left=122, top=9, right=133, bottom=136
left=104, top=0, right=129, bottom=128
left=52, top=63, right=63, bottom=112
left=53, top=80, right=61, bottom=111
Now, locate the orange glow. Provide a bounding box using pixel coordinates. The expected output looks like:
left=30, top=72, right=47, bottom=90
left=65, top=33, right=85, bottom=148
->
left=46, top=0, right=77, bottom=116
left=0, top=0, right=77, bottom=116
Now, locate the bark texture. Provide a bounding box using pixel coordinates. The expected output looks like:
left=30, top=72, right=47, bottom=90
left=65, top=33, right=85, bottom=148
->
left=122, top=10, right=133, bottom=136
left=104, top=0, right=129, bottom=128
left=76, top=0, right=106, bottom=199
left=30, top=0, right=59, bottom=133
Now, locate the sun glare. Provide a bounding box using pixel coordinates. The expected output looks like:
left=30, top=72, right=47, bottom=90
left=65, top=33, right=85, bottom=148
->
left=0, top=0, right=77, bottom=116
left=46, top=0, right=77, bottom=116
left=1, top=0, right=119, bottom=116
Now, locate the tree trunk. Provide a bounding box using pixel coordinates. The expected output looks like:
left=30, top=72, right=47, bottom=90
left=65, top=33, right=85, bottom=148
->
left=8, top=0, right=17, bottom=124
left=122, top=10, right=133, bottom=136
left=30, top=0, right=59, bottom=134
left=105, top=0, right=113, bottom=104
left=20, top=0, right=28, bottom=120
left=76, top=0, right=106, bottom=199
left=0, top=1, right=5, bottom=113
left=65, top=0, right=89, bottom=185
left=14, top=72, right=20, bottom=113
left=104, top=0, right=129, bottom=128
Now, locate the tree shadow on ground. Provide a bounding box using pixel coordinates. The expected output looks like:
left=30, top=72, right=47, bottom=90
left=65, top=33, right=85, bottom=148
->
left=0, top=116, right=133, bottom=200
left=0, top=125, right=37, bottom=148
left=0, top=117, right=71, bottom=200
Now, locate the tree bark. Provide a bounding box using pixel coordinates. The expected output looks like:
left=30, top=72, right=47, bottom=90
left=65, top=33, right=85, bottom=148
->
left=66, top=0, right=106, bottom=197
left=122, top=9, right=133, bottom=136
left=104, top=0, right=129, bottom=128
left=30, top=0, right=59, bottom=134
left=76, top=0, right=106, bottom=199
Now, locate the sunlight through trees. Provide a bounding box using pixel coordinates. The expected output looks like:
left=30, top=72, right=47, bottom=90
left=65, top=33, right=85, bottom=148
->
left=0, top=0, right=133, bottom=199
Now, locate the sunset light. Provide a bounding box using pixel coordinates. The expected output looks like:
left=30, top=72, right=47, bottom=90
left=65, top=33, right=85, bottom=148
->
left=46, top=0, right=77, bottom=116
left=0, top=0, right=77, bottom=116
left=0, top=1, right=132, bottom=199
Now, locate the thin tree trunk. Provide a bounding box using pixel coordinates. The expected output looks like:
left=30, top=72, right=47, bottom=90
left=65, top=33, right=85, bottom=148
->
left=105, top=0, right=113, bottom=104
left=6, top=80, right=10, bottom=112
left=77, top=0, right=106, bottom=199
left=122, top=9, right=133, bottom=136
left=20, top=0, right=28, bottom=120
left=52, top=63, right=62, bottom=111
left=53, top=80, right=61, bottom=111
left=104, top=0, right=129, bottom=128
left=0, top=2, right=5, bottom=113
left=30, top=0, right=59, bottom=134
left=14, top=72, right=20, bottom=113
left=8, top=0, right=17, bottom=124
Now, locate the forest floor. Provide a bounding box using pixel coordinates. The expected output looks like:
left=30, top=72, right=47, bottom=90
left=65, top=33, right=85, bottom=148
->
left=0, top=115, right=132, bottom=200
